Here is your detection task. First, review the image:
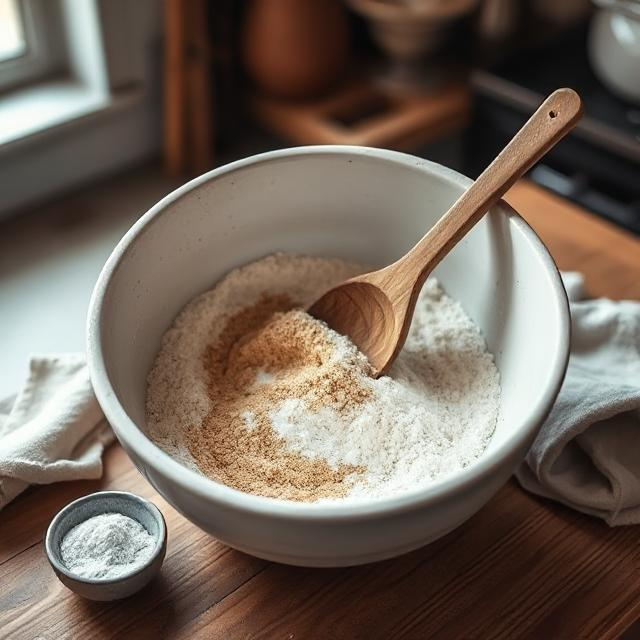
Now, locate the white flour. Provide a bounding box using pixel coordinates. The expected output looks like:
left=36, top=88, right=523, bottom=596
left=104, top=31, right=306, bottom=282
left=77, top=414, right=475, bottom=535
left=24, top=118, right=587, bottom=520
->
left=60, top=513, right=156, bottom=579
left=146, top=253, right=501, bottom=502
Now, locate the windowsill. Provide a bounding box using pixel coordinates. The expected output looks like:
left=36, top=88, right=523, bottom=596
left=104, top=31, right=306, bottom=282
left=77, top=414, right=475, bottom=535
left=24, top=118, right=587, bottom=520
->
left=0, top=78, right=145, bottom=153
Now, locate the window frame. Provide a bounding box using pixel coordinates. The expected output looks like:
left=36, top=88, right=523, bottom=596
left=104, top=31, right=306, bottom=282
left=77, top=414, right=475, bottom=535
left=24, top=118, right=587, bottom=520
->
left=0, top=0, right=162, bottom=218
left=0, top=0, right=67, bottom=93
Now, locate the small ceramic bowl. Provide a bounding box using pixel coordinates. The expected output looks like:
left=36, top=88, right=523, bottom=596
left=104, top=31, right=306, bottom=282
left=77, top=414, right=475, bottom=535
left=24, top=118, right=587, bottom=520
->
left=45, top=490, right=167, bottom=601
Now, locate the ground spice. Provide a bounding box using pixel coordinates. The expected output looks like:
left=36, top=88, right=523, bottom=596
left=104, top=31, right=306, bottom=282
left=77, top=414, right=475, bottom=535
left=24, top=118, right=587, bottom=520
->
left=185, top=295, right=371, bottom=501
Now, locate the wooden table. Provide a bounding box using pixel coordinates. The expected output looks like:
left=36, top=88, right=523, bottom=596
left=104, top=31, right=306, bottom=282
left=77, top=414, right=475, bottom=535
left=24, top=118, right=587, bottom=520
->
left=2, top=181, right=639, bottom=639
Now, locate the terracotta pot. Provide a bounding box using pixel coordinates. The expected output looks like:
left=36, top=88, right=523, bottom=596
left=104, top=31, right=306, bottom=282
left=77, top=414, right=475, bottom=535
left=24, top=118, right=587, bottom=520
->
left=242, top=0, right=350, bottom=100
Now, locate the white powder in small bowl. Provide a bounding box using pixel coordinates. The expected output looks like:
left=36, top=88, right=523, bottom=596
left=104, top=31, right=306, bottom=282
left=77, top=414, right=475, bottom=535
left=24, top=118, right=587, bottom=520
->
left=145, top=253, right=501, bottom=502
left=60, top=513, right=156, bottom=580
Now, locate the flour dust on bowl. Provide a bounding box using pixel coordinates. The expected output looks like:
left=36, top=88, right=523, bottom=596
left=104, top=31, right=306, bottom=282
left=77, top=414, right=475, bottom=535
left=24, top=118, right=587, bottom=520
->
left=87, top=146, right=570, bottom=567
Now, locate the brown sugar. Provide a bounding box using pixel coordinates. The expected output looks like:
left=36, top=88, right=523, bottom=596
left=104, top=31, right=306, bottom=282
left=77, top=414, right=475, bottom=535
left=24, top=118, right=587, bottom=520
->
left=185, top=295, right=372, bottom=501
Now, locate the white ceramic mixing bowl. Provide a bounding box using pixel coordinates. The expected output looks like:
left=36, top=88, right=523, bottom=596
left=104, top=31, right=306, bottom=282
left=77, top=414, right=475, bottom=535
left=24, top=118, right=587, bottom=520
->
left=88, top=146, right=569, bottom=567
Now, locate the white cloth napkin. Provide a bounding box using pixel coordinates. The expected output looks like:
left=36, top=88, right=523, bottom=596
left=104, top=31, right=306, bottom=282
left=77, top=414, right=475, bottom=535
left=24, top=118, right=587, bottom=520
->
left=0, top=355, right=113, bottom=511
left=516, top=273, right=640, bottom=526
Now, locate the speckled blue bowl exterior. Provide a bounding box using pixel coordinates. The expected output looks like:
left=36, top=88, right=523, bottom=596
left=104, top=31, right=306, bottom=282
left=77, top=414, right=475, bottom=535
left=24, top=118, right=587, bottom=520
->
left=45, top=491, right=167, bottom=601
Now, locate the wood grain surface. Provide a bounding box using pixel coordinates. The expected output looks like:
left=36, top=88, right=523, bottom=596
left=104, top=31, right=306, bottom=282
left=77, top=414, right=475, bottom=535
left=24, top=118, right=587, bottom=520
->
left=1, top=181, right=639, bottom=640
left=162, top=0, right=187, bottom=176
left=163, top=0, right=213, bottom=176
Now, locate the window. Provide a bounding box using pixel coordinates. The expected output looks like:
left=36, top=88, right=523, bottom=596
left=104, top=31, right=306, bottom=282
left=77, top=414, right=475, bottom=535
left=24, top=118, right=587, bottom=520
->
left=0, top=0, right=66, bottom=92
left=0, top=0, right=26, bottom=61
left=0, top=0, right=161, bottom=216
left=0, top=0, right=111, bottom=148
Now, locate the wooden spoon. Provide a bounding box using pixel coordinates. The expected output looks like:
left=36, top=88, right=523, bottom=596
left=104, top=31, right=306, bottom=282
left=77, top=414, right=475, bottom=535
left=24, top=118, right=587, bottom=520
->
left=309, top=88, right=583, bottom=377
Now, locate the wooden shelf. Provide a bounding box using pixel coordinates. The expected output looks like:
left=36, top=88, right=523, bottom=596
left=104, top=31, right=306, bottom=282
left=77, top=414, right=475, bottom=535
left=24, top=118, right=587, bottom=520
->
left=251, top=80, right=470, bottom=150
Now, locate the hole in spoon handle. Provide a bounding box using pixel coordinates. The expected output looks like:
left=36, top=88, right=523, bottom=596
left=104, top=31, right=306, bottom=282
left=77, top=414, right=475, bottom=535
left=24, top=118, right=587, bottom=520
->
left=539, top=88, right=583, bottom=136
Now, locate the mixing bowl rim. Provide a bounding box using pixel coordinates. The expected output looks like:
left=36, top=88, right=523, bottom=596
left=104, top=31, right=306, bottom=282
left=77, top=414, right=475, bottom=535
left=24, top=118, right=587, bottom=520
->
left=87, top=145, right=570, bottom=522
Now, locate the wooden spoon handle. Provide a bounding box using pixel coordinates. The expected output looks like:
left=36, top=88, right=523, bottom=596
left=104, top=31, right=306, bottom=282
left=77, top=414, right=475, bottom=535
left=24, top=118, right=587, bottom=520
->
left=405, top=88, right=583, bottom=284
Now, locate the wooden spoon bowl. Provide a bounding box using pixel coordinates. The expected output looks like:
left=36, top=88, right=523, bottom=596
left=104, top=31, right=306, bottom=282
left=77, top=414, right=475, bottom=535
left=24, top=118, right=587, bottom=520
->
left=309, top=279, right=397, bottom=371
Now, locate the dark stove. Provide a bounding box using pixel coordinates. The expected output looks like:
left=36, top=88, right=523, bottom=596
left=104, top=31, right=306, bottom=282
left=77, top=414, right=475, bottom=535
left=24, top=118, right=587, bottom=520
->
left=466, top=27, right=640, bottom=234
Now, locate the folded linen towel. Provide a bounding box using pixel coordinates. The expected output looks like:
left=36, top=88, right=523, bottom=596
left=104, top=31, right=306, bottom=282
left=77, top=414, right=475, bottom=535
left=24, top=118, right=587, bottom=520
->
left=516, top=273, right=640, bottom=526
left=0, top=355, right=113, bottom=511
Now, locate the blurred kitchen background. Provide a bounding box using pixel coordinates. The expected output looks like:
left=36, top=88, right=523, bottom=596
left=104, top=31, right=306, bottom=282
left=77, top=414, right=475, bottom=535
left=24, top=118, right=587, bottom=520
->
left=0, top=0, right=639, bottom=395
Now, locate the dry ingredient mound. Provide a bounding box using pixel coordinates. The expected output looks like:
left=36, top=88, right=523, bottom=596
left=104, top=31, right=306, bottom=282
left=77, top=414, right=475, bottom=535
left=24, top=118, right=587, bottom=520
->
left=146, top=253, right=501, bottom=503
left=195, top=299, right=372, bottom=500
left=60, top=513, right=156, bottom=580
